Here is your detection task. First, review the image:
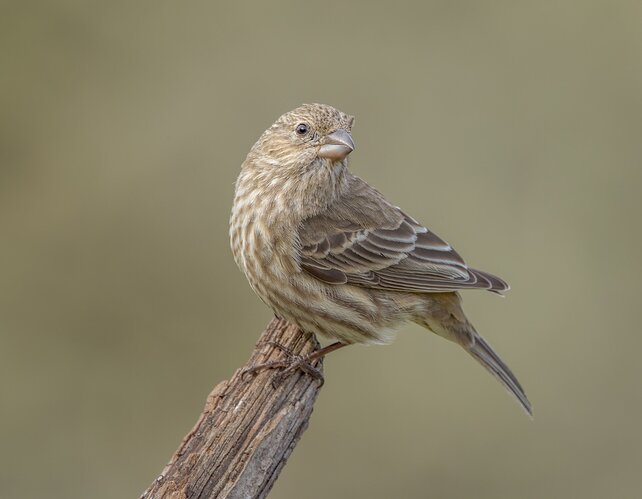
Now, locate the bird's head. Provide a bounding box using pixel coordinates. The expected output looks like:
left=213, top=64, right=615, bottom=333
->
left=250, top=103, right=355, bottom=174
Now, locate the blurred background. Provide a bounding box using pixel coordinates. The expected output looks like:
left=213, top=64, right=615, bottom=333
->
left=1, top=1, right=641, bottom=498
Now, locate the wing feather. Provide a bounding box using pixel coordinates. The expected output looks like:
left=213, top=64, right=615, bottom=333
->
left=297, top=175, right=509, bottom=294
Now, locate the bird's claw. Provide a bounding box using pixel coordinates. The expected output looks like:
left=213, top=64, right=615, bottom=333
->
left=241, top=352, right=324, bottom=387
left=241, top=359, right=287, bottom=381
left=271, top=355, right=325, bottom=387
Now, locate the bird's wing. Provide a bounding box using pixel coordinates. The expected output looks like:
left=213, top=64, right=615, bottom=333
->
left=297, top=175, right=509, bottom=294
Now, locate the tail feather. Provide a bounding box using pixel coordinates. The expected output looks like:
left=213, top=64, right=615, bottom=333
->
left=467, top=333, right=533, bottom=417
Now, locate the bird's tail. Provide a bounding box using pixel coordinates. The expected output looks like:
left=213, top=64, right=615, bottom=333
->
left=466, top=332, right=533, bottom=417
left=415, top=292, right=531, bottom=416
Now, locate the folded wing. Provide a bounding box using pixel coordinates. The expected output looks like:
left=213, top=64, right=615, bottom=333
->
left=297, top=175, right=509, bottom=294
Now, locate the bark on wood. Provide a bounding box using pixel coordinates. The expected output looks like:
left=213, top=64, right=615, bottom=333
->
left=140, top=318, right=323, bottom=499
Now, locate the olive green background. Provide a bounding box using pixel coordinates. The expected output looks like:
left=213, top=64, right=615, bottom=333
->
left=2, top=1, right=641, bottom=498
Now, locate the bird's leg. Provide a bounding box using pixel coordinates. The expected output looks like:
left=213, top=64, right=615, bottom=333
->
left=242, top=339, right=308, bottom=381
left=243, top=341, right=348, bottom=387
left=305, top=341, right=348, bottom=363
left=272, top=341, right=348, bottom=387
left=241, top=340, right=299, bottom=381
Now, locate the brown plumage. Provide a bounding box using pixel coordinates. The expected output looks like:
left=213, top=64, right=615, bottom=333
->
left=230, top=103, right=531, bottom=416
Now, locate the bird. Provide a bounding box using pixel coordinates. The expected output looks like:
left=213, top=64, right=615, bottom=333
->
left=230, top=103, right=531, bottom=416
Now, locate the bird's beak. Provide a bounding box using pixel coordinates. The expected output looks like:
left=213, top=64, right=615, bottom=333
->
left=318, top=129, right=355, bottom=161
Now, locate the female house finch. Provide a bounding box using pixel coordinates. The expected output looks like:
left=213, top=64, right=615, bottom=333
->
left=230, top=103, right=531, bottom=416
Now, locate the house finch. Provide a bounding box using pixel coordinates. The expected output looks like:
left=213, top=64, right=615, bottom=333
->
left=230, top=103, right=531, bottom=416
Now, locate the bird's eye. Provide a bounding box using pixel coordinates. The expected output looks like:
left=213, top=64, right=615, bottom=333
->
left=295, top=123, right=309, bottom=135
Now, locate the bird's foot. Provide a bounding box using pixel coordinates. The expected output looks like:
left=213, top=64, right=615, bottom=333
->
left=242, top=345, right=324, bottom=387
left=272, top=355, right=325, bottom=387
left=242, top=340, right=346, bottom=387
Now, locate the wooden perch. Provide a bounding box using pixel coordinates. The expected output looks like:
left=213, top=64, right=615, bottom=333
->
left=140, top=317, right=323, bottom=499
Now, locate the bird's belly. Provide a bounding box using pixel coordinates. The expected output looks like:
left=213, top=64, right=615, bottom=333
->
left=263, top=273, right=413, bottom=346
left=233, top=217, right=414, bottom=345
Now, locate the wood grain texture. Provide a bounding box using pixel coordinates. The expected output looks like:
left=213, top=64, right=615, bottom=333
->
left=141, top=318, right=323, bottom=499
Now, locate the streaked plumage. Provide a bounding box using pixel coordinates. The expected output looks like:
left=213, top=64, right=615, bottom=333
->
left=230, top=103, right=531, bottom=416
